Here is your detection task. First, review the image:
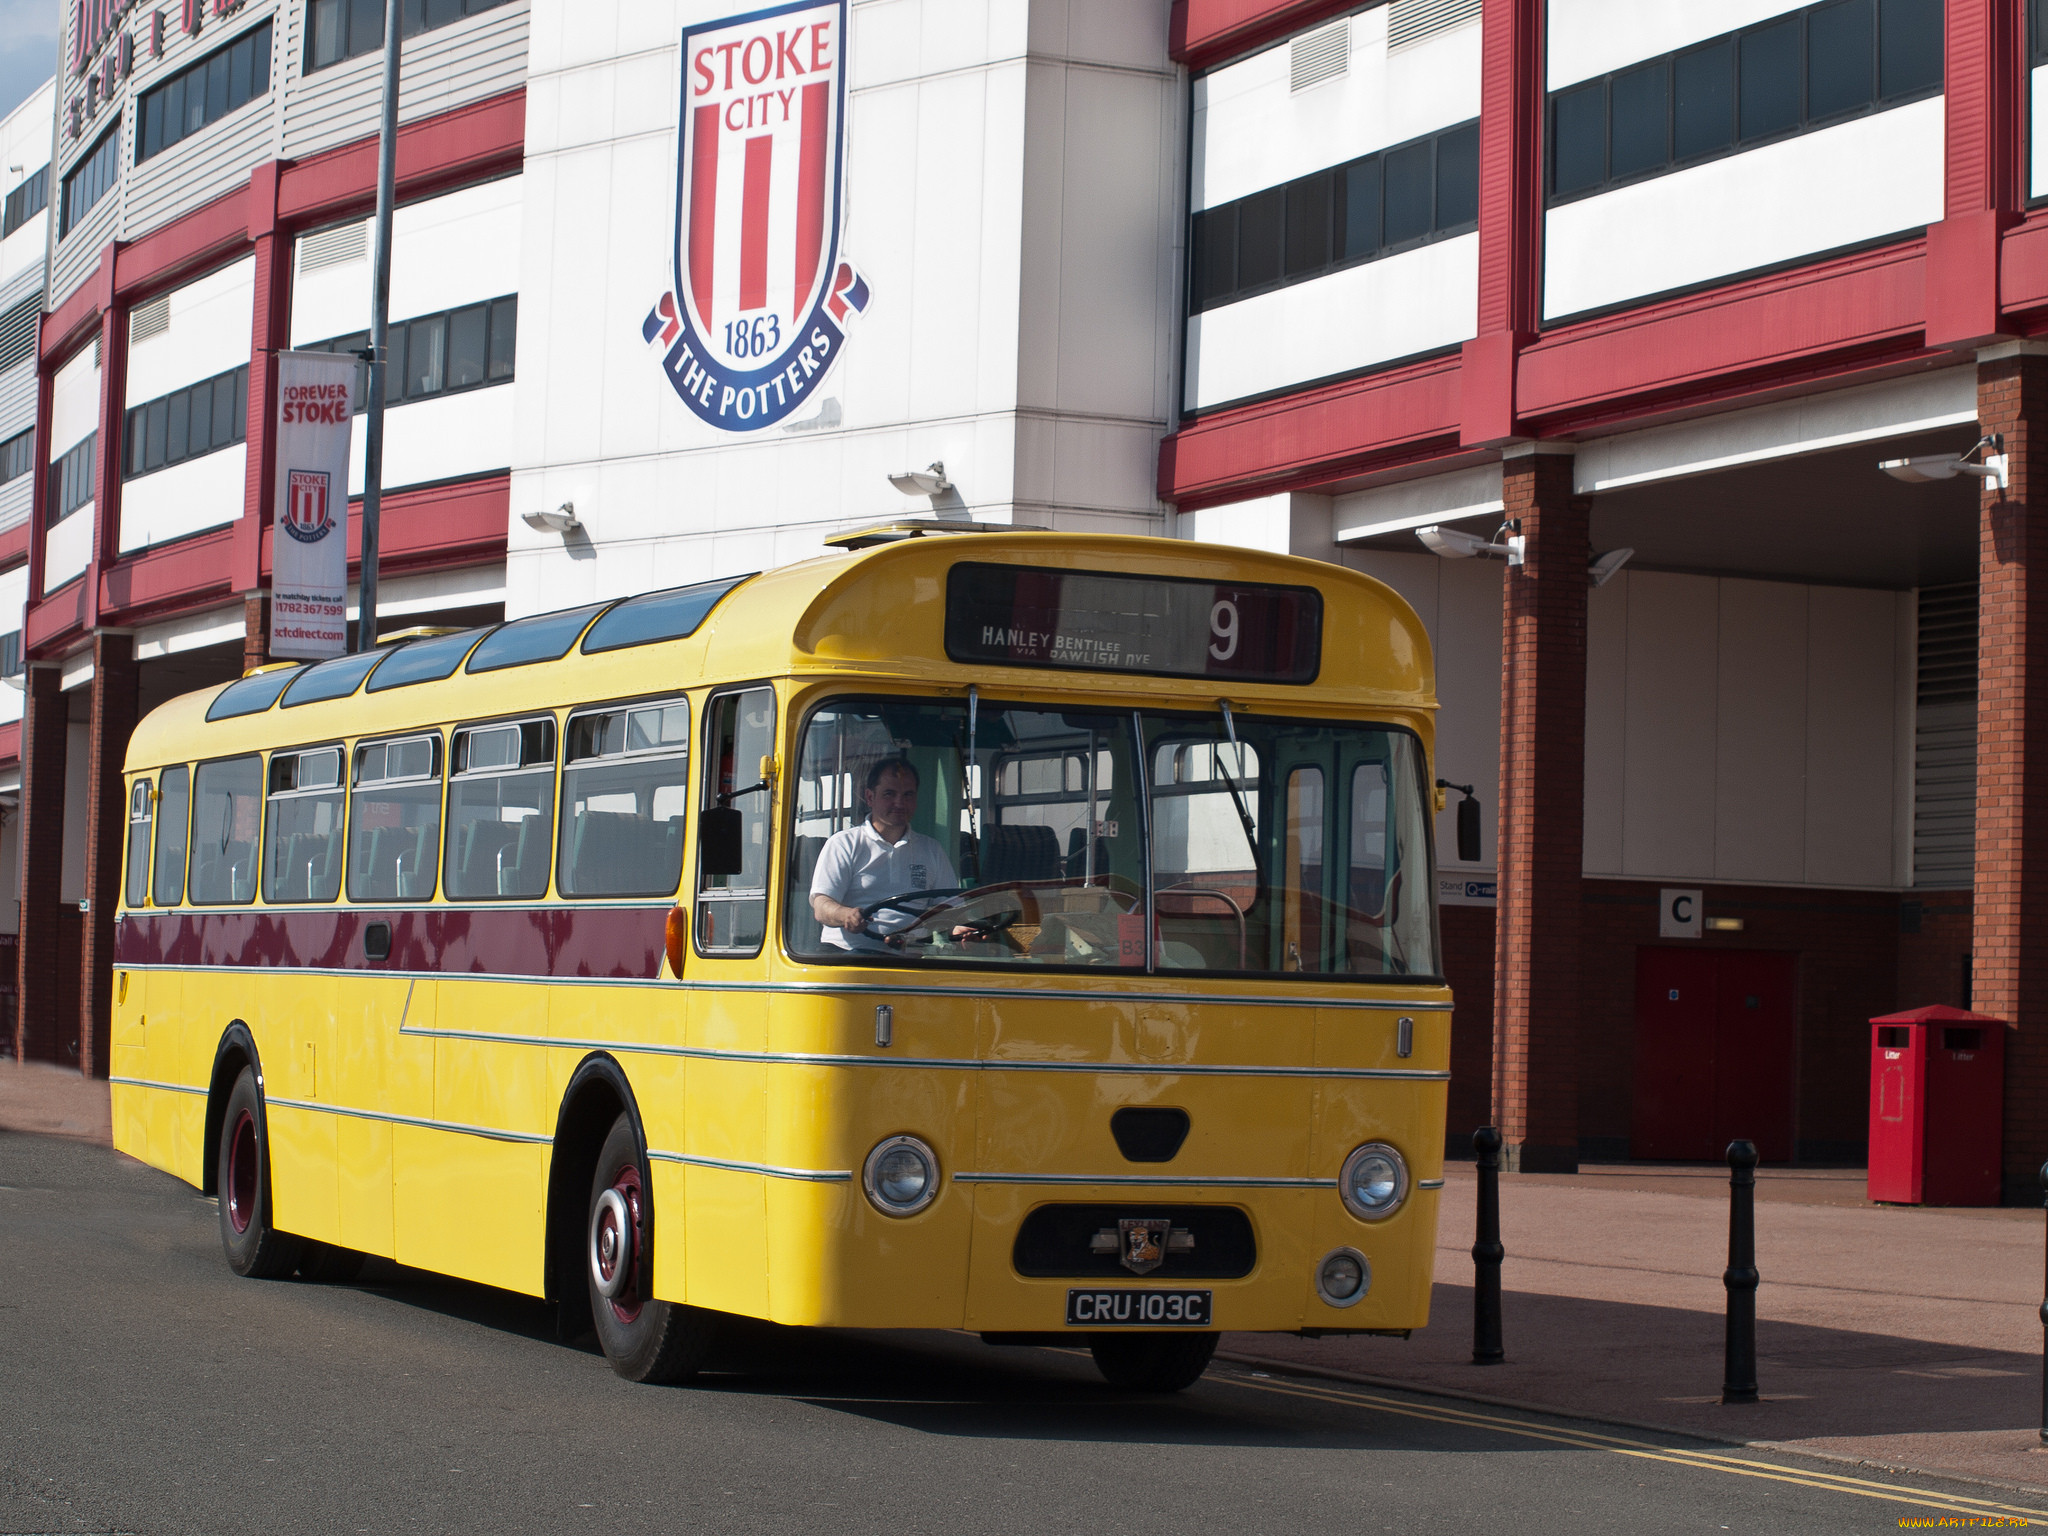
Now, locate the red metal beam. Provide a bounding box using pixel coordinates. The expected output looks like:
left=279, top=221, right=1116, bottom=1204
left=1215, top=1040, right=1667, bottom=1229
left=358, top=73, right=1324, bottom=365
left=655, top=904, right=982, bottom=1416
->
left=1169, top=0, right=1357, bottom=70
left=276, top=88, right=526, bottom=228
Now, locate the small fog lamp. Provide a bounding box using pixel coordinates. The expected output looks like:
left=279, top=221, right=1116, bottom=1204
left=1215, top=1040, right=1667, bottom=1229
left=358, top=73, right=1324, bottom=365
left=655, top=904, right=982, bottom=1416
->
left=1316, top=1247, right=1371, bottom=1308
left=1339, top=1142, right=1409, bottom=1221
left=863, top=1135, right=939, bottom=1216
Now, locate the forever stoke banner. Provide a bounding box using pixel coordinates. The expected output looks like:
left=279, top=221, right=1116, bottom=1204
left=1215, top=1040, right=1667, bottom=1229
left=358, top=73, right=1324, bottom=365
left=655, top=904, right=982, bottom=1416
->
left=269, top=350, right=357, bottom=659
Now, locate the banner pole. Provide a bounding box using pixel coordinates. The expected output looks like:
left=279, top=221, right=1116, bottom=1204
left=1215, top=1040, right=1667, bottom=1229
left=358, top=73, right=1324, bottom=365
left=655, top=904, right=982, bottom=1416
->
left=357, top=0, right=401, bottom=653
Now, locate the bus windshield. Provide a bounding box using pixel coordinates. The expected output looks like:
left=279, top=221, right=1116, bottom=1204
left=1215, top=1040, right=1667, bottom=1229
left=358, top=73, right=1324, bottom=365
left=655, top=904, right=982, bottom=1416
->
left=788, top=696, right=1439, bottom=979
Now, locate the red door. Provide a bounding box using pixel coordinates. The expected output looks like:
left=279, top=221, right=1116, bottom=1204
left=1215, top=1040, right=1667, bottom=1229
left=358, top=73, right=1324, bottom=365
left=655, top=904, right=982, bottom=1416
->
left=1632, top=948, right=1797, bottom=1162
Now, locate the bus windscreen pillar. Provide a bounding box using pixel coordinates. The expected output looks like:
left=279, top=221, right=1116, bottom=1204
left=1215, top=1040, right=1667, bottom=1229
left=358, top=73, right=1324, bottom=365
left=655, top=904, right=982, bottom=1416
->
left=1491, top=443, right=1587, bottom=1175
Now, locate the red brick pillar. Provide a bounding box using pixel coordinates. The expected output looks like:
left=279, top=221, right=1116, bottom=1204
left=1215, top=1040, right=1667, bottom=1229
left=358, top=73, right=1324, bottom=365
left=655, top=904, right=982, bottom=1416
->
left=79, top=630, right=137, bottom=1080
left=243, top=591, right=270, bottom=673
left=14, top=664, right=70, bottom=1064
left=1491, top=443, right=1587, bottom=1173
left=1973, top=348, right=2048, bottom=1201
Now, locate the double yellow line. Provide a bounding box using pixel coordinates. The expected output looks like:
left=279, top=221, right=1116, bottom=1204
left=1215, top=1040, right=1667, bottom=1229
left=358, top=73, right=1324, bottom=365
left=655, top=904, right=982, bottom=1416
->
left=1215, top=1368, right=2048, bottom=1524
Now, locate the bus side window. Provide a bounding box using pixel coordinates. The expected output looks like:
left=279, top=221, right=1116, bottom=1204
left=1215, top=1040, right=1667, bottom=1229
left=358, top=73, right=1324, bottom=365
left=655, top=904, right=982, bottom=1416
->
left=349, top=733, right=444, bottom=903
left=696, top=688, right=774, bottom=954
left=263, top=746, right=346, bottom=904
left=444, top=717, right=556, bottom=900
left=124, top=779, right=153, bottom=908
left=188, top=756, right=263, bottom=905
left=559, top=700, right=690, bottom=898
left=153, top=765, right=190, bottom=907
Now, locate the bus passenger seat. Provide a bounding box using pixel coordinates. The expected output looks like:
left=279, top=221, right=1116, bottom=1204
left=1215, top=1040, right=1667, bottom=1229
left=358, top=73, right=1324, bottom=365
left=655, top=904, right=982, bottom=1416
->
left=505, top=815, right=550, bottom=895
left=982, top=824, right=1060, bottom=886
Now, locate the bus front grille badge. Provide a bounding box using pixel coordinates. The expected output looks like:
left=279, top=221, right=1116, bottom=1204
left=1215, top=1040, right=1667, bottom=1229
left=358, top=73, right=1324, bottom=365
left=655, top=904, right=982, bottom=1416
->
left=1089, top=1217, right=1193, bottom=1274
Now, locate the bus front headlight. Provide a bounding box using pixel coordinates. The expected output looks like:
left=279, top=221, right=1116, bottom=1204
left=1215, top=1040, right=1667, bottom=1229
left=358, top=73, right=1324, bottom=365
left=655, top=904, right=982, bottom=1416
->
left=1338, top=1142, right=1409, bottom=1221
left=863, top=1135, right=940, bottom=1217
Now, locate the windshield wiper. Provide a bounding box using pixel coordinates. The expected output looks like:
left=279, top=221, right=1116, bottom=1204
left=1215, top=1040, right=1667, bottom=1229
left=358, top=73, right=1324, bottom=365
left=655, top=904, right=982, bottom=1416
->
left=1217, top=700, right=1262, bottom=882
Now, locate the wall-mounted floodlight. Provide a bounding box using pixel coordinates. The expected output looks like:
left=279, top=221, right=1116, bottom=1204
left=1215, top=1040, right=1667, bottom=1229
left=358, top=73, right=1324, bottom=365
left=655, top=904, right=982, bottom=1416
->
left=1880, top=434, right=2005, bottom=490
left=521, top=502, right=582, bottom=535
left=1589, top=547, right=1635, bottom=587
left=1416, top=523, right=1525, bottom=566
left=889, top=461, right=952, bottom=498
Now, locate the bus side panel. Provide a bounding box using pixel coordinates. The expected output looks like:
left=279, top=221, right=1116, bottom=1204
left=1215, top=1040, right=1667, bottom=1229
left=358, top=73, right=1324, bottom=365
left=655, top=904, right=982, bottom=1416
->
left=264, top=973, right=343, bottom=1247
left=682, top=977, right=768, bottom=1316
left=331, top=975, right=420, bottom=1260
left=394, top=978, right=549, bottom=1295
left=110, top=966, right=151, bottom=1161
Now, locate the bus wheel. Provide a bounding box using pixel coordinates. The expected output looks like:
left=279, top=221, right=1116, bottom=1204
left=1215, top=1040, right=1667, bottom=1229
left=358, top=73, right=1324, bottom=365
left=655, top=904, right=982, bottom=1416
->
left=1088, top=1332, right=1218, bottom=1393
left=586, top=1113, right=715, bottom=1383
left=217, top=1066, right=305, bottom=1279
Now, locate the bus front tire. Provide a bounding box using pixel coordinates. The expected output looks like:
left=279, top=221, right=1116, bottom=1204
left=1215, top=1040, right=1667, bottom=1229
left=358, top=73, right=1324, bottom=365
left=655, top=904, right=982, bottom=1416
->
left=1088, top=1332, right=1218, bottom=1393
left=216, top=1066, right=306, bottom=1280
left=587, top=1113, right=715, bottom=1384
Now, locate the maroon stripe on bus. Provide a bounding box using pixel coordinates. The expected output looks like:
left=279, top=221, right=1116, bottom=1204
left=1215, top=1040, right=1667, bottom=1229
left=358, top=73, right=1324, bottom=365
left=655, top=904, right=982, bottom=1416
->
left=115, top=906, right=670, bottom=980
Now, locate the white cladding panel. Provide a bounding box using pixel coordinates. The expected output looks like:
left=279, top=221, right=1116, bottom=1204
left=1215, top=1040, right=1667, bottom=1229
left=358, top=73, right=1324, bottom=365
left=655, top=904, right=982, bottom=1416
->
left=1191, top=6, right=1481, bottom=210
left=119, top=444, right=247, bottom=554
left=1543, top=96, right=1943, bottom=321
left=509, top=0, right=1176, bottom=617
left=1547, top=0, right=1811, bottom=91
left=126, top=258, right=256, bottom=404
left=50, top=344, right=99, bottom=458
left=44, top=507, right=92, bottom=591
left=0, top=81, right=55, bottom=289
left=0, top=565, right=24, bottom=729
left=343, top=385, right=514, bottom=496
left=289, top=178, right=524, bottom=344
left=2034, top=65, right=2048, bottom=200
left=1805, top=586, right=1905, bottom=887
left=1712, top=580, right=1808, bottom=883
left=1184, top=231, right=1478, bottom=412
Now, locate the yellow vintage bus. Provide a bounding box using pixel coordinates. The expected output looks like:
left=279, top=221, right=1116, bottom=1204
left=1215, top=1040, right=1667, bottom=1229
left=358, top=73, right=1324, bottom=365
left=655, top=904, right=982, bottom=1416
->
left=109, top=527, right=1453, bottom=1391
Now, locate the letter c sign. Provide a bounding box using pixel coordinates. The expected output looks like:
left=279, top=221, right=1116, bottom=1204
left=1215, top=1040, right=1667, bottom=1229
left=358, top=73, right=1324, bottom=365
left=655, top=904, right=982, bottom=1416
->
left=1660, top=888, right=1703, bottom=940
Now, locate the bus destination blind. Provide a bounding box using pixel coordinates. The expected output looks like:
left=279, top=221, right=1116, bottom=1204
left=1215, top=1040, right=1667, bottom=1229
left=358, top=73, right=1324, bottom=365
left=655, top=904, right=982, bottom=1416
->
left=945, top=564, right=1322, bottom=685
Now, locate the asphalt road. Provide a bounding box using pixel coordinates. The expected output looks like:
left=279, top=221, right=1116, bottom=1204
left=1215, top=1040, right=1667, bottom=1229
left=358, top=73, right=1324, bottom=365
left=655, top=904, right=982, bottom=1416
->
left=0, top=1131, right=2037, bottom=1536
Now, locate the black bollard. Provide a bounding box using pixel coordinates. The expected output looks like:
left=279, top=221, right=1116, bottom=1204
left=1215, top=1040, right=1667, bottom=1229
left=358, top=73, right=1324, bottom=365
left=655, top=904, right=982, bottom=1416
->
left=1472, top=1126, right=1504, bottom=1365
left=1722, top=1139, right=1760, bottom=1405
left=2038, top=1161, right=2048, bottom=1444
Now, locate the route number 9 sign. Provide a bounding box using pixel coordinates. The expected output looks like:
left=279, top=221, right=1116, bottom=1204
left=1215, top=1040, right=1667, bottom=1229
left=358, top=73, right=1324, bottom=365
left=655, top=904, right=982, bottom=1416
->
left=944, top=563, right=1322, bottom=685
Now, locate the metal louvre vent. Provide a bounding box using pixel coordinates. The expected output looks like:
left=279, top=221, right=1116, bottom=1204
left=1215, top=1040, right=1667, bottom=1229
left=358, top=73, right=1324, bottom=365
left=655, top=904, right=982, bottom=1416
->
left=1290, top=19, right=1349, bottom=91
left=300, top=220, right=368, bottom=274
left=1914, top=581, right=1977, bottom=889
left=1388, top=0, right=1482, bottom=50
left=0, top=294, right=37, bottom=372
left=129, top=296, right=169, bottom=345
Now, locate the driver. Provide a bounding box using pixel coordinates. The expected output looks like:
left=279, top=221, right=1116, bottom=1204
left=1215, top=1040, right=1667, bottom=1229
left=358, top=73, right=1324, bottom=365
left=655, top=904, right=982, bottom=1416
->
left=809, top=759, right=965, bottom=951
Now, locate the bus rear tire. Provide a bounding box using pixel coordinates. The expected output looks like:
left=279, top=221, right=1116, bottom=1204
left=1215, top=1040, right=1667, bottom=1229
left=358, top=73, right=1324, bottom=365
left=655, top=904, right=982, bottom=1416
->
left=587, top=1113, right=715, bottom=1383
left=217, top=1066, right=306, bottom=1280
left=1088, top=1332, right=1218, bottom=1393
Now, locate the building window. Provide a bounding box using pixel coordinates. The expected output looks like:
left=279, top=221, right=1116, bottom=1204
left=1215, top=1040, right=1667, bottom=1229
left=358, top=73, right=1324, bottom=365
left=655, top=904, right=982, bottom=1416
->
left=1548, top=0, right=1943, bottom=204
left=1, top=166, right=47, bottom=238
left=60, top=124, right=121, bottom=238
left=309, top=294, right=517, bottom=412
left=138, top=20, right=273, bottom=164
left=0, top=428, right=33, bottom=487
left=1189, top=121, right=1479, bottom=314
left=0, top=632, right=21, bottom=680
left=123, top=365, right=249, bottom=480
left=306, top=0, right=512, bottom=75
left=48, top=434, right=95, bottom=525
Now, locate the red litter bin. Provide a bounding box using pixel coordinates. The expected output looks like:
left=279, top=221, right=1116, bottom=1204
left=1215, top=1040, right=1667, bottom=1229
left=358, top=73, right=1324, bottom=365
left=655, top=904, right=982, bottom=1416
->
left=1867, top=1005, right=2005, bottom=1206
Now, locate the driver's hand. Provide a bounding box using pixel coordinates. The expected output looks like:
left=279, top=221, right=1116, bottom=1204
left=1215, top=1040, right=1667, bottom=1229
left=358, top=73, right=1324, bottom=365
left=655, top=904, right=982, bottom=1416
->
left=950, top=925, right=976, bottom=940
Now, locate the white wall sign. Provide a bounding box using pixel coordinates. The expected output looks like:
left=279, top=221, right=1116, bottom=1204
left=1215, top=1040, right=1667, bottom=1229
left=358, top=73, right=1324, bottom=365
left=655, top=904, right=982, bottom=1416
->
left=640, top=0, right=872, bottom=431
left=269, top=350, right=356, bottom=659
left=1659, top=888, right=1702, bottom=939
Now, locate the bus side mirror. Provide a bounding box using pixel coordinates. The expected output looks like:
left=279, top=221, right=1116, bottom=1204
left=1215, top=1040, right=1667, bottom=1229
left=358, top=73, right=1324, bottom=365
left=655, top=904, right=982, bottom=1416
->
left=699, top=805, right=744, bottom=876
left=1457, top=795, right=1482, bottom=864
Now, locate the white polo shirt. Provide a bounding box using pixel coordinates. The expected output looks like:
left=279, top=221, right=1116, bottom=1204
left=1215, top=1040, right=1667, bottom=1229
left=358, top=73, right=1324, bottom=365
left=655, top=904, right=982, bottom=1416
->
left=810, top=819, right=960, bottom=949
